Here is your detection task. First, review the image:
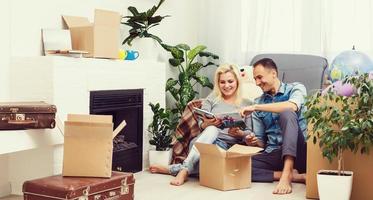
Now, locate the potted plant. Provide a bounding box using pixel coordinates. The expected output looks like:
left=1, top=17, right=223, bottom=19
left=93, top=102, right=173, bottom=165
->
left=121, top=0, right=169, bottom=59
left=304, top=73, right=373, bottom=200
left=148, top=102, right=178, bottom=166
left=161, top=43, right=219, bottom=116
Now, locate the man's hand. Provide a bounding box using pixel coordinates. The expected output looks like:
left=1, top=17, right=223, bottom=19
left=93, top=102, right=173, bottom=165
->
left=240, top=105, right=256, bottom=116
left=201, top=116, right=221, bottom=129
left=228, top=127, right=244, bottom=138
left=244, top=133, right=260, bottom=147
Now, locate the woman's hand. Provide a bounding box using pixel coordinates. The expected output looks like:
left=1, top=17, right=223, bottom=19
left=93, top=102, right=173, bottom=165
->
left=228, top=127, right=245, bottom=138
left=201, top=116, right=221, bottom=129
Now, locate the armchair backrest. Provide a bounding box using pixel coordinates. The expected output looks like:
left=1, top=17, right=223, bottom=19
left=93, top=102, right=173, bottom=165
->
left=250, top=54, right=328, bottom=94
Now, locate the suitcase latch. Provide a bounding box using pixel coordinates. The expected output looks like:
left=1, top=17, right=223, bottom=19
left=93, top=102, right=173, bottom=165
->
left=120, top=178, right=129, bottom=195
left=79, top=187, right=90, bottom=200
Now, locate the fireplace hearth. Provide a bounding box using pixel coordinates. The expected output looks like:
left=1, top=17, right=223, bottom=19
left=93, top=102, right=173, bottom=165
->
left=90, top=89, right=143, bottom=173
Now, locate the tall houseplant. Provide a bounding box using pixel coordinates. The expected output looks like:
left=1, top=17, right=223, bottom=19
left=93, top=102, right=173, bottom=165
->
left=161, top=43, right=219, bottom=116
left=121, top=0, right=169, bottom=46
left=304, top=73, right=373, bottom=199
left=148, top=102, right=178, bottom=165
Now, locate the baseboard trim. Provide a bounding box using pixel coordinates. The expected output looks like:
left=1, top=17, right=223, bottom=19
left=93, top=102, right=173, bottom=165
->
left=0, top=181, right=11, bottom=198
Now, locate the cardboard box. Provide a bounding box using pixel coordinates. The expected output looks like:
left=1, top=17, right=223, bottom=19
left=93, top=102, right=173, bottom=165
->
left=306, top=99, right=373, bottom=200
left=62, top=114, right=126, bottom=178
left=306, top=139, right=373, bottom=200
left=195, top=143, right=262, bottom=191
left=62, top=9, right=120, bottom=59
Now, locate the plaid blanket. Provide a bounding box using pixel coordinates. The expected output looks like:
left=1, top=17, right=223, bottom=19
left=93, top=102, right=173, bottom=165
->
left=171, top=99, right=202, bottom=164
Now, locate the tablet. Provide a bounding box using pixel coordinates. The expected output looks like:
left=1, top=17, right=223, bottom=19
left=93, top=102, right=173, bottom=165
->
left=193, top=107, right=215, bottom=119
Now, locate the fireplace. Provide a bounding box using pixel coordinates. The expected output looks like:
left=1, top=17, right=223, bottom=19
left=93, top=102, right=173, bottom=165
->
left=90, top=89, right=143, bottom=173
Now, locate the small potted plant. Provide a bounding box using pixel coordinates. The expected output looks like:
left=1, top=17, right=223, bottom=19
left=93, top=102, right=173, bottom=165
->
left=148, top=102, right=178, bottom=166
left=304, top=73, right=373, bottom=200
left=121, top=0, right=169, bottom=59
left=161, top=43, right=219, bottom=116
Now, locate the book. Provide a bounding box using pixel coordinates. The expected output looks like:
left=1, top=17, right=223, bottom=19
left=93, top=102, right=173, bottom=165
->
left=193, top=107, right=247, bottom=130
left=215, top=111, right=247, bottom=130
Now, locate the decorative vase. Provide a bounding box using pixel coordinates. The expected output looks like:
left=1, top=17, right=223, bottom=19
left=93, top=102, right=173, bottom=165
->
left=317, top=170, right=353, bottom=200
left=125, top=38, right=160, bottom=61
left=148, top=149, right=172, bottom=166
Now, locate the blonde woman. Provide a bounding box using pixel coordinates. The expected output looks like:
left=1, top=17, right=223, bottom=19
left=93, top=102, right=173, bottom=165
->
left=150, top=64, right=254, bottom=186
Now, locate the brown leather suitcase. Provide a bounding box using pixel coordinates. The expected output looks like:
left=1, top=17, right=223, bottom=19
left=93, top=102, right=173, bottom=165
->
left=23, top=172, right=135, bottom=200
left=0, top=101, right=56, bottom=130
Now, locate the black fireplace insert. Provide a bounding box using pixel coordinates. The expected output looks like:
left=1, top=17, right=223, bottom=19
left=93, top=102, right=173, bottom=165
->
left=90, top=89, right=143, bottom=172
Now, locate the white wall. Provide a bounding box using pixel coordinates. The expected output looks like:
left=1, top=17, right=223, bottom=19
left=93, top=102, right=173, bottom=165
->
left=0, top=0, right=199, bottom=196
left=0, top=155, right=10, bottom=198
left=0, top=0, right=11, bottom=101
left=0, top=1, right=11, bottom=195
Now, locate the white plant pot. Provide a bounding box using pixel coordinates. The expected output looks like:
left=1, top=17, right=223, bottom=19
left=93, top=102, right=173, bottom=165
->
left=125, top=38, right=159, bottom=61
left=149, top=149, right=172, bottom=166
left=317, top=170, right=353, bottom=200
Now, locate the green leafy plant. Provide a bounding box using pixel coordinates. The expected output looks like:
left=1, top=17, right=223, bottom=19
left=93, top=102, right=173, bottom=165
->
left=304, top=73, right=373, bottom=175
left=161, top=43, right=219, bottom=116
left=148, top=102, right=178, bottom=151
left=121, top=0, right=169, bottom=46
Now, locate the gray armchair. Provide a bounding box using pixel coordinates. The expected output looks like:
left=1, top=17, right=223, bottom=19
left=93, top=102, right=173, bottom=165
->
left=250, top=54, right=328, bottom=94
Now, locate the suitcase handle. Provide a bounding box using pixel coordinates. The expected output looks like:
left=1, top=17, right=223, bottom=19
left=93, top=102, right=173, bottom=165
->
left=8, top=119, right=37, bottom=125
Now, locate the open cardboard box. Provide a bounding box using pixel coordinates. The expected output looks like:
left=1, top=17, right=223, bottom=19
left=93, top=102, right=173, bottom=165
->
left=195, top=143, right=262, bottom=191
left=61, top=114, right=126, bottom=178
left=62, top=9, right=120, bottom=59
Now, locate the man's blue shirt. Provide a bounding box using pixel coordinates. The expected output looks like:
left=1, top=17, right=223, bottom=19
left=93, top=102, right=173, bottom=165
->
left=252, top=82, right=307, bottom=153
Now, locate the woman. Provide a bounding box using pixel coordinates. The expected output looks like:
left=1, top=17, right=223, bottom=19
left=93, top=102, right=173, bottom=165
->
left=150, top=64, right=254, bottom=186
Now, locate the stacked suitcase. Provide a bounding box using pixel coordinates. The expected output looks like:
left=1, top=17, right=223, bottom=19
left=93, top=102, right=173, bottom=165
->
left=23, top=172, right=135, bottom=200
left=0, top=101, right=56, bottom=130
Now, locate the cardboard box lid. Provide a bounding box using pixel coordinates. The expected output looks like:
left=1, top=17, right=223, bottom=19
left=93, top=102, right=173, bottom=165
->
left=94, top=9, right=121, bottom=27
left=226, top=144, right=263, bottom=158
left=195, top=143, right=262, bottom=158
left=67, top=114, right=112, bottom=123
left=62, top=15, right=90, bottom=28
left=64, top=114, right=126, bottom=139
left=195, top=142, right=226, bottom=157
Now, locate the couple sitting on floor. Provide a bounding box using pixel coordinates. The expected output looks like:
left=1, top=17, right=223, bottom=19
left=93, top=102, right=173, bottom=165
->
left=150, top=58, right=307, bottom=195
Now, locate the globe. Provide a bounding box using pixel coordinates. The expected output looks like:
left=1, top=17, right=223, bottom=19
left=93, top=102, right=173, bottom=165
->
left=328, top=49, right=373, bottom=82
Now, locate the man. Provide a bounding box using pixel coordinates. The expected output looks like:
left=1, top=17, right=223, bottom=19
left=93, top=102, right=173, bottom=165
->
left=240, top=58, right=307, bottom=195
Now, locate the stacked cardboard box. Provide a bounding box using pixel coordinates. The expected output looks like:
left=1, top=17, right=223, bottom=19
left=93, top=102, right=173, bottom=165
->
left=63, top=9, right=120, bottom=59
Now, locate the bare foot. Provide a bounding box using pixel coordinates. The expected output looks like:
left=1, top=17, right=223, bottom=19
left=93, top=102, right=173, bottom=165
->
left=148, top=165, right=170, bottom=174
left=273, top=171, right=292, bottom=195
left=170, top=169, right=188, bottom=186
left=292, top=170, right=306, bottom=183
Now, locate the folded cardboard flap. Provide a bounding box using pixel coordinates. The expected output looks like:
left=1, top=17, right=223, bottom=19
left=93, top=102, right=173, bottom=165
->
left=226, top=144, right=262, bottom=158
left=113, top=120, right=127, bottom=139
left=67, top=114, right=112, bottom=123
left=66, top=114, right=126, bottom=139
left=94, top=9, right=121, bottom=27
left=195, top=143, right=225, bottom=157
left=62, top=16, right=91, bottom=27
left=195, top=143, right=262, bottom=158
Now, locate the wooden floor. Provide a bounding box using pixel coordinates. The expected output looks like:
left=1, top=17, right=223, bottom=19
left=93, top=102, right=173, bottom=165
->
left=1, top=171, right=309, bottom=200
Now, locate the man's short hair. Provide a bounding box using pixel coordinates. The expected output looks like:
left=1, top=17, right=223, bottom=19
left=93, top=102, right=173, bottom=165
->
left=253, top=58, right=278, bottom=75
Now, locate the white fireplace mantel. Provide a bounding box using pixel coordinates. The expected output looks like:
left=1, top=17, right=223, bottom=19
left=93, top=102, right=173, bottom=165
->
left=4, top=56, right=166, bottom=194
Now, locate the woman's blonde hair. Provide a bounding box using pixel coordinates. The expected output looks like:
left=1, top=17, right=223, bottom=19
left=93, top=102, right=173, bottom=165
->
left=212, top=64, right=242, bottom=105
